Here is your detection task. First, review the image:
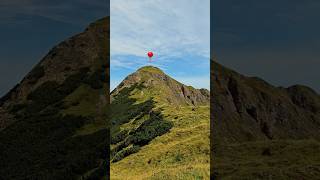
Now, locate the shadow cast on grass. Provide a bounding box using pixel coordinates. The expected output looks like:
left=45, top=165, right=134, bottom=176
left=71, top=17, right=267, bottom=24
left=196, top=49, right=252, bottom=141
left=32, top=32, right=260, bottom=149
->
left=109, top=83, right=173, bottom=163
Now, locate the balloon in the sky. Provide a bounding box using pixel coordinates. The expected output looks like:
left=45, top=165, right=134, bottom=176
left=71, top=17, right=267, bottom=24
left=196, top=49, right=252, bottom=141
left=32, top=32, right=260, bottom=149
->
left=147, top=51, right=153, bottom=62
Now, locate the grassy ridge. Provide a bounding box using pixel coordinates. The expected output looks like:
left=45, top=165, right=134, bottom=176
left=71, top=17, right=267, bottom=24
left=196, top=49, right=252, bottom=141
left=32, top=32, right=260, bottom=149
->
left=110, top=104, right=210, bottom=179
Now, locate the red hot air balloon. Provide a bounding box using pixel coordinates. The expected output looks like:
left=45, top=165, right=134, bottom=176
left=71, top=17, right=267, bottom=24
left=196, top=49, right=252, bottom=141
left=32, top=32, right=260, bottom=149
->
left=147, top=51, right=153, bottom=62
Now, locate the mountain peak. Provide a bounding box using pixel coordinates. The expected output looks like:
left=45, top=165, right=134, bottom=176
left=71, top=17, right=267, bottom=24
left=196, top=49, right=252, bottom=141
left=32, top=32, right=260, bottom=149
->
left=114, top=66, right=167, bottom=90
left=112, top=66, right=209, bottom=107
left=136, top=66, right=164, bottom=74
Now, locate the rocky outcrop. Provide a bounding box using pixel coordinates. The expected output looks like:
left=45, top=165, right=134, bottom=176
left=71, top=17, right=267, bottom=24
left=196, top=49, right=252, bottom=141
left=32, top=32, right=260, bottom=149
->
left=211, top=59, right=320, bottom=143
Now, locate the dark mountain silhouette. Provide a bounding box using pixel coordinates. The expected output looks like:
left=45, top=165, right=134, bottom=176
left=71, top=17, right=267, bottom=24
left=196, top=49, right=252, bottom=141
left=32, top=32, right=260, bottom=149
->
left=211, top=58, right=320, bottom=179
left=0, top=17, right=109, bottom=180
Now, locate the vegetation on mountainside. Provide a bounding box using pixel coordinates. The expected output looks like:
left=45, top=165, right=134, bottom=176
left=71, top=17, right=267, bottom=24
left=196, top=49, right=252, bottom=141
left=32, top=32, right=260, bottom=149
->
left=111, top=104, right=210, bottom=180
left=213, top=139, right=320, bottom=180
left=0, top=17, right=109, bottom=180
left=0, top=64, right=108, bottom=179
left=110, top=66, right=210, bottom=179
left=110, top=84, right=173, bottom=163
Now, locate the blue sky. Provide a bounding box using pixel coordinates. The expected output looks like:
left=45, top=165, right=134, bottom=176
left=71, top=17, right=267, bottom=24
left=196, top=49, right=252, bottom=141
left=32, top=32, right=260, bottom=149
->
left=110, top=0, right=210, bottom=91
left=213, top=0, right=320, bottom=92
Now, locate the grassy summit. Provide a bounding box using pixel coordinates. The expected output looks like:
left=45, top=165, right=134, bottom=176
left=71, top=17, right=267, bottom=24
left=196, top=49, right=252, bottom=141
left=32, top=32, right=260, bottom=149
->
left=137, top=66, right=165, bottom=74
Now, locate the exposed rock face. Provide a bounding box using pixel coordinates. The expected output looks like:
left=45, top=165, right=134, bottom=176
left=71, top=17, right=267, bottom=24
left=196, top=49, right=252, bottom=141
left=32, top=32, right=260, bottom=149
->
left=287, top=85, right=320, bottom=113
left=112, top=66, right=209, bottom=106
left=211, top=59, right=320, bottom=143
left=0, top=17, right=109, bottom=179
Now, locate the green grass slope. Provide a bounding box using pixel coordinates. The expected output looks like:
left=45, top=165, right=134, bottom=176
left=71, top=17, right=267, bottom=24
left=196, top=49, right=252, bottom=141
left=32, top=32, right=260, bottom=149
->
left=110, top=66, right=210, bottom=179
left=213, top=139, right=320, bottom=180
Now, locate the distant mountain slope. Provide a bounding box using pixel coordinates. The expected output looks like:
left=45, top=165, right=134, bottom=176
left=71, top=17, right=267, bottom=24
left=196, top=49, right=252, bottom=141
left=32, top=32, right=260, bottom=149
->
left=0, top=17, right=109, bottom=180
left=211, top=59, right=320, bottom=179
left=211, top=59, right=320, bottom=143
left=110, top=66, right=210, bottom=179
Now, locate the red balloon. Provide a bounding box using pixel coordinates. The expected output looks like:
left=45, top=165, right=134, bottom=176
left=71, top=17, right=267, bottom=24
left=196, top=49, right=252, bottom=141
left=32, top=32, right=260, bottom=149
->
left=147, top=51, right=153, bottom=58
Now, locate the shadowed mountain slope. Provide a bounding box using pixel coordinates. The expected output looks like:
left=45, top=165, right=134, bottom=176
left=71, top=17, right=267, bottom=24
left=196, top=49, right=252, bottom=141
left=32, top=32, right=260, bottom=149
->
left=0, top=17, right=109, bottom=180
left=211, top=59, right=320, bottom=179
left=211, top=59, right=320, bottom=143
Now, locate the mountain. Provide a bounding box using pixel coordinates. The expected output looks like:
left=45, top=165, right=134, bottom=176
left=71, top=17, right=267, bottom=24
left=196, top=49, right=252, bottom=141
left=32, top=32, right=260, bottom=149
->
left=109, top=66, right=210, bottom=179
left=211, top=59, right=320, bottom=179
left=111, top=66, right=209, bottom=106
left=2, top=13, right=318, bottom=180
left=0, top=17, right=109, bottom=179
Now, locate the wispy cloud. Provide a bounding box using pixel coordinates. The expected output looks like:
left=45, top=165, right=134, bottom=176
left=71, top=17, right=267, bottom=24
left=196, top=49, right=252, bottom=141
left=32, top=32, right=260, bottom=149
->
left=110, top=0, right=210, bottom=89
left=111, top=0, right=210, bottom=60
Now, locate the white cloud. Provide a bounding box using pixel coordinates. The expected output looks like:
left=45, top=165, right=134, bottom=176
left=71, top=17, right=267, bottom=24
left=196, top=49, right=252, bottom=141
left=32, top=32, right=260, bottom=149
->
left=110, top=0, right=210, bottom=60
left=111, top=0, right=210, bottom=90
left=173, top=75, right=210, bottom=90
left=111, top=58, right=137, bottom=70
